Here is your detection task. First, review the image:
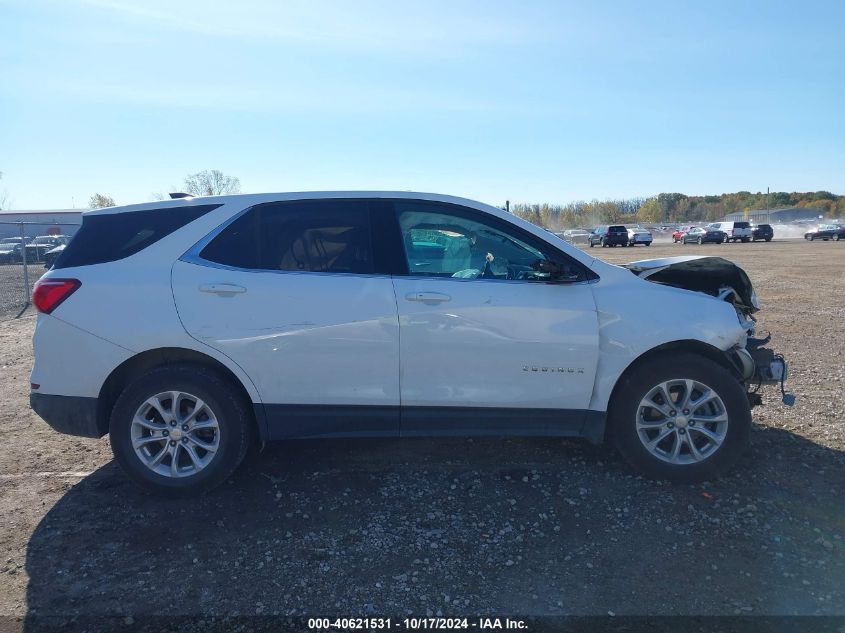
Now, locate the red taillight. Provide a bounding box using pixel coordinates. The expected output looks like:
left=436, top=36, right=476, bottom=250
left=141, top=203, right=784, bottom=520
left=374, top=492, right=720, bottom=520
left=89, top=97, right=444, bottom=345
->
left=32, top=278, right=81, bottom=314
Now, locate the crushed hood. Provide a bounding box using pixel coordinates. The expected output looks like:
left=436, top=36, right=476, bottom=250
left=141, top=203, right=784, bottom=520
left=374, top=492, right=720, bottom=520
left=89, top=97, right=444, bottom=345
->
left=624, top=256, right=758, bottom=314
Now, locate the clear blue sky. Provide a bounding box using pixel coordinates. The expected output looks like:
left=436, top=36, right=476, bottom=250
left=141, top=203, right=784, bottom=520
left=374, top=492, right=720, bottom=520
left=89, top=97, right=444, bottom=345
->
left=2, top=0, right=843, bottom=209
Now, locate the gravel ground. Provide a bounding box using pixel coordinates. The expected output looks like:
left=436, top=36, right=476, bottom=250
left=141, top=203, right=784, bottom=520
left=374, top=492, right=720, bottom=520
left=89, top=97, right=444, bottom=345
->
left=0, top=263, right=38, bottom=320
left=0, top=239, right=843, bottom=623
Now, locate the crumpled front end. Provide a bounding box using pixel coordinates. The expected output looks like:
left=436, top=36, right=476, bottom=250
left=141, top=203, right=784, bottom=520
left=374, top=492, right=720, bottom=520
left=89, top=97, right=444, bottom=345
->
left=625, top=255, right=794, bottom=407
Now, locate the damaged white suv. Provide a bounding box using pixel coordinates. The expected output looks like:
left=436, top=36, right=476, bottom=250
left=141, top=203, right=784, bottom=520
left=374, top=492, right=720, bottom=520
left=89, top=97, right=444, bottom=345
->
left=30, top=192, right=791, bottom=495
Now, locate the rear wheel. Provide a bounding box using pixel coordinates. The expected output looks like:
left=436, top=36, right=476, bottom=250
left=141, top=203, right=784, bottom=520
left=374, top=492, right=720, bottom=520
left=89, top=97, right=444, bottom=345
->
left=610, top=353, right=751, bottom=483
left=765, top=237, right=772, bottom=242
left=834, top=234, right=841, bottom=242
left=109, top=364, right=253, bottom=497
left=697, top=237, right=703, bottom=245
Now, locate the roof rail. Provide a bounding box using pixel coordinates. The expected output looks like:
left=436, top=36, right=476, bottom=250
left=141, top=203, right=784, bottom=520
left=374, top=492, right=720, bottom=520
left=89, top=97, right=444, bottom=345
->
left=168, top=192, right=193, bottom=199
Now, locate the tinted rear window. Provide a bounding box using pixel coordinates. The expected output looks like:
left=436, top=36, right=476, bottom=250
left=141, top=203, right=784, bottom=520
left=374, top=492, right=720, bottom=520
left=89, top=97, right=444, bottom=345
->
left=199, top=199, right=373, bottom=274
left=733, top=222, right=750, bottom=228
left=608, top=226, right=627, bottom=233
left=53, top=204, right=220, bottom=269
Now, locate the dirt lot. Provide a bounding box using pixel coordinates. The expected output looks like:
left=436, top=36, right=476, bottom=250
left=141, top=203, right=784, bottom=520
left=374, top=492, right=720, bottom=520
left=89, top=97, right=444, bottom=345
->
left=0, top=240, right=843, bottom=624
left=0, top=264, right=35, bottom=321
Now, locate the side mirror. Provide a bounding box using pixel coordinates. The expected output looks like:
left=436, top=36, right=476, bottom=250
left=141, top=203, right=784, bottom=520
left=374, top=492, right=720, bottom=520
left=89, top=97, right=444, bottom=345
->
left=536, top=259, right=582, bottom=283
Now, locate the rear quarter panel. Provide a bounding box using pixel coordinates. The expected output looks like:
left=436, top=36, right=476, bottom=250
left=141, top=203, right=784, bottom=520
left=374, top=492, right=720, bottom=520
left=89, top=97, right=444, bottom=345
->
left=37, top=201, right=262, bottom=402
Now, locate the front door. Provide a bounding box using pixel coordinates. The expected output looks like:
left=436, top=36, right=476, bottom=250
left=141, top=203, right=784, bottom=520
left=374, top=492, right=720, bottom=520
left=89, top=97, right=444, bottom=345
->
left=389, top=200, right=599, bottom=435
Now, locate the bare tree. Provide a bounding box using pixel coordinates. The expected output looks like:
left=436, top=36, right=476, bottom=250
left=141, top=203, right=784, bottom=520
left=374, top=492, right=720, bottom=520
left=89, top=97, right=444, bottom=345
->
left=0, top=171, right=10, bottom=210
left=88, top=193, right=116, bottom=209
left=183, top=170, right=241, bottom=197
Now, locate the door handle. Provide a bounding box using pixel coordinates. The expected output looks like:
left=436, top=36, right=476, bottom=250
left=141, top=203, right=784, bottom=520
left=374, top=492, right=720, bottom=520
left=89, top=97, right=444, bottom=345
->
left=199, top=283, right=247, bottom=295
left=405, top=291, right=451, bottom=303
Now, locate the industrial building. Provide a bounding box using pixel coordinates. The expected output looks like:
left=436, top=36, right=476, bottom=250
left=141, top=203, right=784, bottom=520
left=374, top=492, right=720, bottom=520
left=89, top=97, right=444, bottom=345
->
left=0, top=209, right=83, bottom=239
left=722, top=207, right=825, bottom=224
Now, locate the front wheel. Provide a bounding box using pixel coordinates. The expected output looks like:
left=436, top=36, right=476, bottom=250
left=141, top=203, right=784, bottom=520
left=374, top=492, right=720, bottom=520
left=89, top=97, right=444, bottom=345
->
left=697, top=237, right=703, bottom=245
left=834, top=234, right=841, bottom=242
left=109, top=364, right=253, bottom=497
left=609, top=353, right=751, bottom=483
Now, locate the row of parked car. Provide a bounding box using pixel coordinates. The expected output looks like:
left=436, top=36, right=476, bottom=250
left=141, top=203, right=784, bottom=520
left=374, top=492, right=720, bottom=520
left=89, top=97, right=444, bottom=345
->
left=0, top=235, right=70, bottom=266
left=671, top=221, right=774, bottom=244
left=559, top=226, right=654, bottom=247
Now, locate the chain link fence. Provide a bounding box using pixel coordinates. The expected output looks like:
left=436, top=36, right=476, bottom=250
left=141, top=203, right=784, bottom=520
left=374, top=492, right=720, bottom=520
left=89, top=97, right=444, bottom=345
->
left=0, top=222, right=81, bottom=320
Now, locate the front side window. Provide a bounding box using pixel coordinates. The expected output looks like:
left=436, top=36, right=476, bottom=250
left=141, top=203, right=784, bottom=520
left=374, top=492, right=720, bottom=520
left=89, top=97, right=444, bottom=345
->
left=200, top=199, right=373, bottom=274
left=395, top=201, right=585, bottom=282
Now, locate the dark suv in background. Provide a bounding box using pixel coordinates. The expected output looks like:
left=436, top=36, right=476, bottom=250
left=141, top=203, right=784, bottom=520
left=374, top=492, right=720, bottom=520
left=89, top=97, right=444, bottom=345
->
left=588, top=225, right=629, bottom=247
left=751, top=224, right=774, bottom=242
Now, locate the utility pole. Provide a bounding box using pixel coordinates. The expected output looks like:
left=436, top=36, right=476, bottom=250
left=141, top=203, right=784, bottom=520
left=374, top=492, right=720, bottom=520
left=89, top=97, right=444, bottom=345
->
left=20, top=222, right=29, bottom=305
left=766, top=187, right=769, bottom=222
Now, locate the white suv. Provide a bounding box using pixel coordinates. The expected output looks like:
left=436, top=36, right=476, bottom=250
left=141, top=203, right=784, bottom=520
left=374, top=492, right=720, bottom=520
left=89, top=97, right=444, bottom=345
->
left=707, top=221, right=753, bottom=243
left=30, top=192, right=790, bottom=495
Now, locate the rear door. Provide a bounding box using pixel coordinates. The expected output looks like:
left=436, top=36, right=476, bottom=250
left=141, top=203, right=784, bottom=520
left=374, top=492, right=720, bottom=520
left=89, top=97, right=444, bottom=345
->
left=172, top=198, right=401, bottom=439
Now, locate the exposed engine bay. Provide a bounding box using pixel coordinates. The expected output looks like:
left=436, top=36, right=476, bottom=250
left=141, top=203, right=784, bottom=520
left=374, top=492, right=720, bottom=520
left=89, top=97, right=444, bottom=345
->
left=624, top=256, right=794, bottom=406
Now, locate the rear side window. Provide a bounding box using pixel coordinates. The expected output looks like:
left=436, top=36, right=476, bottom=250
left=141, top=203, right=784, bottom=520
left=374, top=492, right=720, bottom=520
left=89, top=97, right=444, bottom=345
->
left=53, top=204, right=220, bottom=269
left=199, top=199, right=373, bottom=274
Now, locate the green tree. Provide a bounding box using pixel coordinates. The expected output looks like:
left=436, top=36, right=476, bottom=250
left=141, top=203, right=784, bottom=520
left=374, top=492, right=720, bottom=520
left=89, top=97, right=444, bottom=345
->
left=88, top=193, right=116, bottom=208
left=637, top=198, right=661, bottom=223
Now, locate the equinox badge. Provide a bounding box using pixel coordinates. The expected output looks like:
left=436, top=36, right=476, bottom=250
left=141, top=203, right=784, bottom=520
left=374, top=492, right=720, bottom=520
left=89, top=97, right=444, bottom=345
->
left=523, top=366, right=585, bottom=374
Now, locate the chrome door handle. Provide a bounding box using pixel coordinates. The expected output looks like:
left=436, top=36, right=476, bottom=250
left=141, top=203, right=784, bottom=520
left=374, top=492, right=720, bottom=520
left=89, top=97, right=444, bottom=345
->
left=405, top=292, right=451, bottom=303
left=199, top=283, right=247, bottom=295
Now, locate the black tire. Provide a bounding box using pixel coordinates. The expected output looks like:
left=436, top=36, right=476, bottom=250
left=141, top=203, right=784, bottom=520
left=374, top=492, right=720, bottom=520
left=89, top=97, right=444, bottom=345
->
left=834, top=234, right=841, bottom=242
left=109, top=364, right=253, bottom=497
left=589, top=241, right=594, bottom=247
left=601, top=239, right=607, bottom=247
left=609, top=353, right=751, bottom=483
left=697, top=237, right=703, bottom=245
left=765, top=237, right=772, bottom=242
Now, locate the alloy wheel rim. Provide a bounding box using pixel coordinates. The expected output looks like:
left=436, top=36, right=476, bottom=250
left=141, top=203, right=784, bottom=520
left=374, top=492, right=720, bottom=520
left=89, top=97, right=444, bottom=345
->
left=636, top=379, right=729, bottom=465
left=130, top=390, right=221, bottom=478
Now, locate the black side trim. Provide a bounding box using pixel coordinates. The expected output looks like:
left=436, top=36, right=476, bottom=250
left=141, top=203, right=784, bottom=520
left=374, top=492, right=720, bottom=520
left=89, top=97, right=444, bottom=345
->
left=263, top=404, right=400, bottom=440
left=401, top=406, right=587, bottom=437
left=30, top=393, right=101, bottom=438
left=262, top=404, right=606, bottom=441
